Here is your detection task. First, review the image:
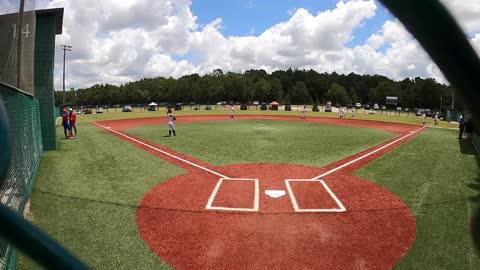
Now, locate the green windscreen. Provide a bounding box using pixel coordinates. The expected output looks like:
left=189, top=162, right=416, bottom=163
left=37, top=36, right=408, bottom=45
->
left=0, top=82, right=43, bottom=269
left=1, top=3, right=39, bottom=268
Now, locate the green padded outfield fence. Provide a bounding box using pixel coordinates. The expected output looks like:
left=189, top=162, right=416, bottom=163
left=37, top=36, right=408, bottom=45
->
left=0, top=82, right=43, bottom=270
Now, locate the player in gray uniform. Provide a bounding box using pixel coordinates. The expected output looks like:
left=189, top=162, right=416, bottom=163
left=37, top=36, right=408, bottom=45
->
left=301, top=106, right=307, bottom=119
left=167, top=109, right=176, bottom=136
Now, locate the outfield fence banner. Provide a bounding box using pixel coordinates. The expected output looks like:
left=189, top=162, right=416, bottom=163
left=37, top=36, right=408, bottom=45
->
left=0, top=0, right=36, bottom=95
left=0, top=82, right=43, bottom=270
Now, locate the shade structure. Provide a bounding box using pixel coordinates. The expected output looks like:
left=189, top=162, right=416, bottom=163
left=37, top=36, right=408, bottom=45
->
left=148, top=102, right=158, bottom=106
left=270, top=101, right=279, bottom=105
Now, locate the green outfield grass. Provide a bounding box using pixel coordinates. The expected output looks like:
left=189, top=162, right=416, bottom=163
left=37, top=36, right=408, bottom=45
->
left=17, top=123, right=183, bottom=270
left=73, top=106, right=458, bottom=129
left=354, top=128, right=480, bottom=269
left=126, top=120, right=396, bottom=167
left=19, top=113, right=478, bottom=269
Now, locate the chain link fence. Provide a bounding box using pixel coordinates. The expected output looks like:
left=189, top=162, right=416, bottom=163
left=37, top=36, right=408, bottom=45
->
left=0, top=1, right=39, bottom=269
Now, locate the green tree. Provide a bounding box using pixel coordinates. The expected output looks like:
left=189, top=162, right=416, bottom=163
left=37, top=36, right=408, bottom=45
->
left=255, top=78, right=271, bottom=102
left=368, top=81, right=401, bottom=105
left=326, top=82, right=348, bottom=105
left=269, top=77, right=284, bottom=101
left=289, top=81, right=313, bottom=104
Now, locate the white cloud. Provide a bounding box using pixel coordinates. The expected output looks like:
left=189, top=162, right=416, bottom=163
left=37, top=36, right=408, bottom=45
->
left=33, top=0, right=480, bottom=90
left=440, top=0, right=480, bottom=35
left=0, top=1, right=18, bottom=14
left=352, top=19, right=447, bottom=83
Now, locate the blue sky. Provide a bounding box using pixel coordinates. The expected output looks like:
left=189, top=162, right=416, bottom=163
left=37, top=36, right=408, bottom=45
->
left=191, top=0, right=394, bottom=47
left=192, top=0, right=336, bottom=36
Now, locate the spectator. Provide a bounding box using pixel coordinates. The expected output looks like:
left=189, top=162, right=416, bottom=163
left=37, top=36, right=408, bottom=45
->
left=69, top=108, right=77, bottom=137
left=61, top=108, right=72, bottom=139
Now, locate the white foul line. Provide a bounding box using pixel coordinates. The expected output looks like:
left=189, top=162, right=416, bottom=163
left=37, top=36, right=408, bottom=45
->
left=205, top=178, right=260, bottom=211
left=91, top=121, right=228, bottom=178
left=312, top=126, right=426, bottom=180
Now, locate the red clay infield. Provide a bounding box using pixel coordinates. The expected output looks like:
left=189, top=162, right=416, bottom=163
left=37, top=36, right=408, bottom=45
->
left=93, top=115, right=425, bottom=269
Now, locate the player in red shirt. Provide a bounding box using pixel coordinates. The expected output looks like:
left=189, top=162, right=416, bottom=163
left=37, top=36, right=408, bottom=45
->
left=61, top=108, right=72, bottom=138
left=69, top=108, right=77, bottom=137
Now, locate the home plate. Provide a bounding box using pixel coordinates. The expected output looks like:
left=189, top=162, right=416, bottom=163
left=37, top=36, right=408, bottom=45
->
left=265, top=190, right=286, bottom=198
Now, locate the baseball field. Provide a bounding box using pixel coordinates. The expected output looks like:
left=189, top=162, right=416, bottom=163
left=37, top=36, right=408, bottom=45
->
left=16, top=109, right=480, bottom=269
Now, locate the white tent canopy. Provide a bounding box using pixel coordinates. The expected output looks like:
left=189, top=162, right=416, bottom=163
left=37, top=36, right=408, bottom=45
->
left=148, top=102, right=158, bottom=106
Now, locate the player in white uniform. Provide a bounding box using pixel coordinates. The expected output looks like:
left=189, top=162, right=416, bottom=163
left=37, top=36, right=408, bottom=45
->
left=351, top=107, right=356, bottom=118
left=301, top=106, right=307, bottom=119
left=230, top=105, right=235, bottom=119
left=167, top=109, right=176, bottom=136
left=421, top=113, right=426, bottom=125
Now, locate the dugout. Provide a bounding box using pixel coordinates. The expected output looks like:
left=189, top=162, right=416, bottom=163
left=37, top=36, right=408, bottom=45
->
left=175, top=103, right=183, bottom=110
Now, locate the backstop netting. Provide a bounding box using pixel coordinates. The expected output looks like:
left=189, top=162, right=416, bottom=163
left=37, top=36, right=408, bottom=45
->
left=0, top=1, right=36, bottom=94
left=0, top=1, right=39, bottom=270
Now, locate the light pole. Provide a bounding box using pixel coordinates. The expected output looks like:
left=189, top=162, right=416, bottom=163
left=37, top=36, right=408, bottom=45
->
left=61, top=45, right=72, bottom=105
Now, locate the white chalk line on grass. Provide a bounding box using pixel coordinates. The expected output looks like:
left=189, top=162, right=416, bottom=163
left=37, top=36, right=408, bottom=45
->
left=312, top=126, right=427, bottom=180
left=91, top=121, right=228, bottom=178
left=93, top=121, right=424, bottom=213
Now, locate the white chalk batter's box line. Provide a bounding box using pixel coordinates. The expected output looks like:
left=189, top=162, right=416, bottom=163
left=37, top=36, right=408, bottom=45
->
left=285, top=179, right=346, bottom=213
left=205, top=178, right=346, bottom=213
left=205, top=178, right=260, bottom=212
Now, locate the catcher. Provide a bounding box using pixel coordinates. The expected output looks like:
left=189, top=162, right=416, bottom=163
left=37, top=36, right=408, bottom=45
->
left=167, top=109, right=176, bottom=136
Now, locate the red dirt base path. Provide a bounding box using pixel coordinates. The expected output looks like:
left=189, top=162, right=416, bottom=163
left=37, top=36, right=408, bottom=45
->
left=137, top=164, right=415, bottom=270
left=93, top=116, right=423, bottom=269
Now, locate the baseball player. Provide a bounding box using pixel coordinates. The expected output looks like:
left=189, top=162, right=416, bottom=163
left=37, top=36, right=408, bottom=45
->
left=301, top=106, right=307, bottom=119
left=230, top=105, right=235, bottom=119
left=352, top=107, right=356, bottom=118
left=167, top=109, right=176, bottom=136
left=422, top=113, right=426, bottom=125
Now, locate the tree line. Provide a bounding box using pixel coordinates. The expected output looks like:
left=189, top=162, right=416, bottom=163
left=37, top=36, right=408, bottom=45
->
left=56, top=68, right=462, bottom=110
